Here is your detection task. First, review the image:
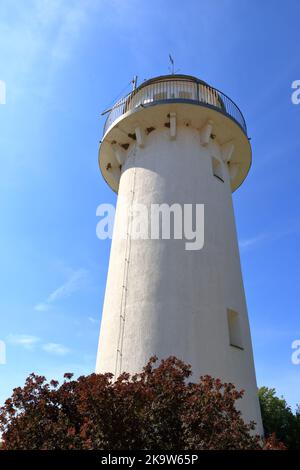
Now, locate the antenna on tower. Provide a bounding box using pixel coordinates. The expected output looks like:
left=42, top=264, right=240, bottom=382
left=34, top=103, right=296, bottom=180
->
left=169, top=54, right=174, bottom=74
left=131, top=75, right=138, bottom=90
left=100, top=78, right=135, bottom=116
left=168, top=54, right=179, bottom=74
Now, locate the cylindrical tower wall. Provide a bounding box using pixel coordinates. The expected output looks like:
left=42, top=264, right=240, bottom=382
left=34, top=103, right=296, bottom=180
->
left=96, top=125, right=262, bottom=432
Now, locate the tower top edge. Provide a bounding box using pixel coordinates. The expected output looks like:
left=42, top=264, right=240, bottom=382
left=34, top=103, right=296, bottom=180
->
left=137, top=74, right=210, bottom=91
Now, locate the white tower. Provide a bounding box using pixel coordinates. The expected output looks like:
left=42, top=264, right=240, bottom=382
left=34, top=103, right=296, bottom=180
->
left=96, top=74, right=263, bottom=433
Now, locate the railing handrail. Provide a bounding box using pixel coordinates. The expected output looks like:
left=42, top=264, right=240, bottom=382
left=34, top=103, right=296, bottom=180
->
left=102, top=76, right=247, bottom=136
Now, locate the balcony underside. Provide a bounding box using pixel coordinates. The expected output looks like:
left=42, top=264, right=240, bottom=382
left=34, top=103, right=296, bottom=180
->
left=99, top=101, right=252, bottom=193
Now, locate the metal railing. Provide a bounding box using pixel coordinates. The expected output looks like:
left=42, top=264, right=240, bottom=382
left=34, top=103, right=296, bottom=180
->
left=103, top=76, right=247, bottom=136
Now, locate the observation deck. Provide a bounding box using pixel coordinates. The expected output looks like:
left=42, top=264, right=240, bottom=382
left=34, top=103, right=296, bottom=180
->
left=99, top=74, right=251, bottom=192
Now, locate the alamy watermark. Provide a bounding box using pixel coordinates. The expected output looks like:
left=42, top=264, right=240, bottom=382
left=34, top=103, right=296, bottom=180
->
left=96, top=202, right=205, bottom=251
left=291, top=340, right=300, bottom=365
left=0, top=340, right=6, bottom=364
left=0, top=80, right=6, bottom=105
left=291, top=80, right=300, bottom=104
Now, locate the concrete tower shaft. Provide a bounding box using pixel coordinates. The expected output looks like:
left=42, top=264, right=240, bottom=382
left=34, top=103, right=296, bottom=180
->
left=96, top=75, right=262, bottom=433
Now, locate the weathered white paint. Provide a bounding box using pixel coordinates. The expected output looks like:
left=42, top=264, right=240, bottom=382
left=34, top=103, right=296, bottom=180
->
left=135, top=125, right=145, bottom=148
left=169, top=112, right=177, bottom=140
left=221, top=140, right=235, bottom=163
left=199, top=119, right=213, bottom=146
left=112, top=144, right=126, bottom=166
left=96, top=82, right=262, bottom=434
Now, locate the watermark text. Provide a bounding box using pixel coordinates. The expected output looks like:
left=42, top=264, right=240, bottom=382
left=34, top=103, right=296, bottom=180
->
left=96, top=202, right=205, bottom=251
left=0, top=80, right=6, bottom=105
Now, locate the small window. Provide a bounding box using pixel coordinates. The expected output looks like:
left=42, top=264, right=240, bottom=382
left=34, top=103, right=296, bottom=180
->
left=227, top=309, right=243, bottom=349
left=212, top=157, right=224, bottom=182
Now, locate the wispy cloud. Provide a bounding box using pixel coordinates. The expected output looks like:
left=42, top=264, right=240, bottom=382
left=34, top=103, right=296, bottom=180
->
left=35, top=268, right=89, bottom=312
left=239, top=224, right=300, bottom=252
left=43, top=342, right=70, bottom=356
left=0, top=0, right=97, bottom=78
left=47, top=2, right=91, bottom=64
left=7, top=334, right=40, bottom=349
left=239, top=234, right=267, bottom=251
left=88, top=316, right=98, bottom=324
left=7, top=334, right=71, bottom=356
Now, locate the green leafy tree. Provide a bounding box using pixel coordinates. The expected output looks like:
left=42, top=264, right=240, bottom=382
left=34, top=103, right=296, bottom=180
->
left=259, top=386, right=300, bottom=449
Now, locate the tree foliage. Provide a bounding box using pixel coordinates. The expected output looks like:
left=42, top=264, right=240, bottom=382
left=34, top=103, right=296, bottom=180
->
left=258, top=386, right=300, bottom=449
left=0, top=356, right=282, bottom=450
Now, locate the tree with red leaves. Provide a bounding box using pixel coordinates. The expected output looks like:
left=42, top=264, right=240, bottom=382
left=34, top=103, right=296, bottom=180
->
left=0, top=356, right=284, bottom=450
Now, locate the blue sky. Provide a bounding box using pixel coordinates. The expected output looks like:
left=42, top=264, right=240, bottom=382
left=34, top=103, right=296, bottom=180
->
left=0, top=0, right=300, bottom=410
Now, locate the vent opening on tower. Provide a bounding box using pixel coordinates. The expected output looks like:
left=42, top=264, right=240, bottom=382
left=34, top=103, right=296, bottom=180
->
left=227, top=309, right=244, bottom=350
left=212, top=157, right=224, bottom=182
